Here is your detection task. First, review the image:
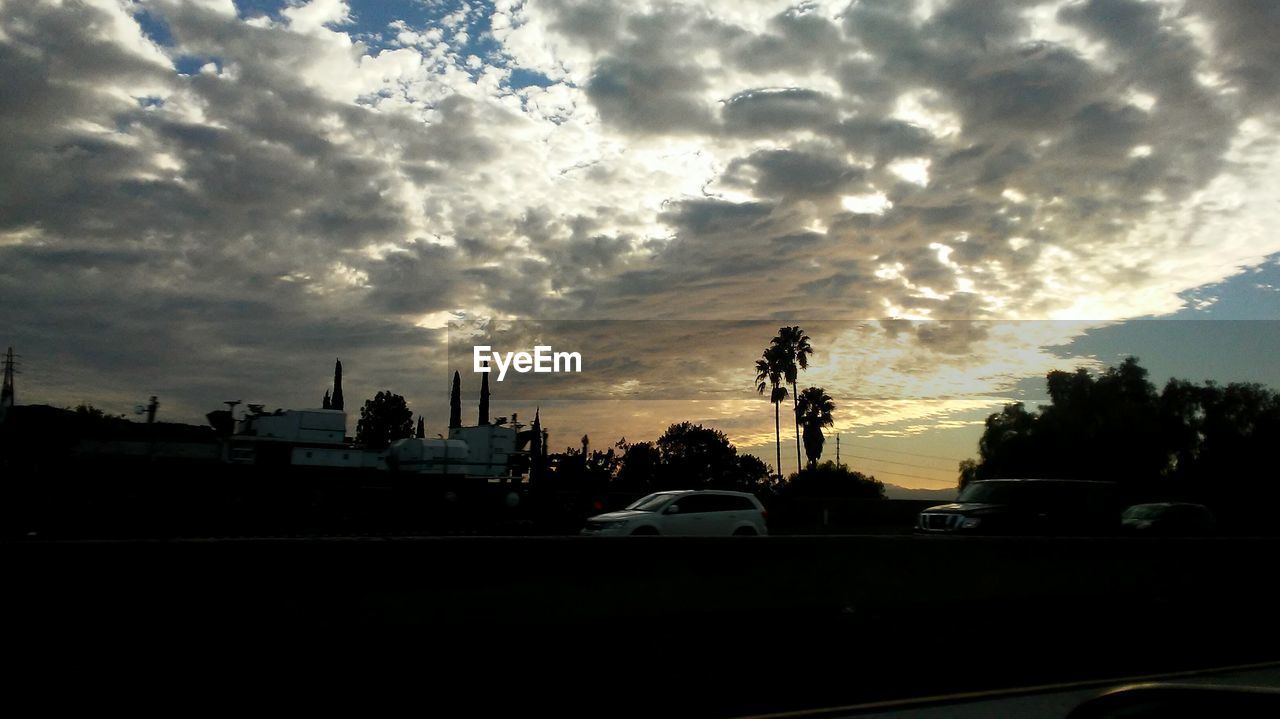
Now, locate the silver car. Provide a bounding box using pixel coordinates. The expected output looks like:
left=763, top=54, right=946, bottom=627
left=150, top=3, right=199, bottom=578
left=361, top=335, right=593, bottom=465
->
left=580, top=490, right=769, bottom=536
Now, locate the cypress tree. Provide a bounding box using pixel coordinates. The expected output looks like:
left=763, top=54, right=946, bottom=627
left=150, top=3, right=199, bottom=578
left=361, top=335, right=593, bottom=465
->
left=449, top=371, right=462, bottom=428
left=332, top=359, right=344, bottom=411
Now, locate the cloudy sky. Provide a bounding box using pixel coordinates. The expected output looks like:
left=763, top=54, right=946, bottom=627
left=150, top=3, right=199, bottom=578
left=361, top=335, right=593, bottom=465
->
left=3, top=0, right=1279, bottom=487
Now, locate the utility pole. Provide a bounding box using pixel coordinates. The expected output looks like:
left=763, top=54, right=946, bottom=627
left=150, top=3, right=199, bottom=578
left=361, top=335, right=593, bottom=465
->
left=836, top=433, right=840, bottom=468
left=1, top=347, right=15, bottom=408
left=143, top=395, right=159, bottom=463
left=479, top=366, right=490, bottom=426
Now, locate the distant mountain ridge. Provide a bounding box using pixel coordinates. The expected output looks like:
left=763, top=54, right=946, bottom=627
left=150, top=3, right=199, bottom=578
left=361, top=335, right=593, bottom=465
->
left=882, top=483, right=956, bottom=501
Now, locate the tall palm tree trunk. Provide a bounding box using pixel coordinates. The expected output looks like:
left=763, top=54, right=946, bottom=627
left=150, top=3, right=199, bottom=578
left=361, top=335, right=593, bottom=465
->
left=792, top=381, right=801, bottom=474
left=774, top=400, right=781, bottom=478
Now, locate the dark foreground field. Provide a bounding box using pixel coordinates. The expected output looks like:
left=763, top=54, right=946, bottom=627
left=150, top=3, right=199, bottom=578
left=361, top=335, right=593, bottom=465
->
left=7, top=535, right=1279, bottom=717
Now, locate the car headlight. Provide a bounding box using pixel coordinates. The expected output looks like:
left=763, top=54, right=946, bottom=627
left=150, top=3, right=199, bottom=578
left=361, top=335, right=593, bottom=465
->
left=960, top=517, right=982, bottom=529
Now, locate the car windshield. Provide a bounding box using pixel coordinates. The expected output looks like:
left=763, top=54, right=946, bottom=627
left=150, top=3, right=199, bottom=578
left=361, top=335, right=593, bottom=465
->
left=1123, top=505, right=1163, bottom=520
left=957, top=482, right=1025, bottom=504
left=625, top=493, right=675, bottom=512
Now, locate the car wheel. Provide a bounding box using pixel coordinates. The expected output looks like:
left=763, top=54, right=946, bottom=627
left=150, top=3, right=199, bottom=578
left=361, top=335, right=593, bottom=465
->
left=732, top=527, right=757, bottom=536
left=630, top=526, right=659, bottom=536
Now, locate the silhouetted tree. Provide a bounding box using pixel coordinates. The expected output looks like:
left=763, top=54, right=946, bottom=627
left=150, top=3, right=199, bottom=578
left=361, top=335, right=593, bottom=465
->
left=74, top=403, right=108, bottom=421
left=416, top=415, right=425, bottom=438
left=614, top=439, right=660, bottom=492
left=796, top=386, right=835, bottom=469
left=962, top=357, right=1280, bottom=527
left=974, top=401, right=1039, bottom=480
left=356, top=391, right=413, bottom=449
left=529, top=409, right=544, bottom=485
left=655, top=421, right=741, bottom=490
left=966, top=358, right=1166, bottom=485
left=479, top=370, right=490, bottom=425
left=1173, top=380, right=1280, bottom=520
left=608, top=427, right=771, bottom=494
left=205, top=410, right=234, bottom=436
left=547, top=438, right=618, bottom=495
left=771, top=326, right=813, bottom=474
left=449, top=371, right=462, bottom=429
left=755, top=345, right=788, bottom=479
left=322, top=389, right=331, bottom=410
left=783, top=461, right=885, bottom=499
left=734, top=453, right=773, bottom=494
left=957, top=458, right=980, bottom=489
left=331, top=359, right=344, bottom=411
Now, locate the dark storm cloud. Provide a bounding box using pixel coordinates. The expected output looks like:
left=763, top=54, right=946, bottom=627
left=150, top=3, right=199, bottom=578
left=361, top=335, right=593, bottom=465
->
left=721, top=88, right=838, bottom=134
left=544, top=0, right=626, bottom=52
left=364, top=241, right=466, bottom=315
left=0, top=0, right=414, bottom=269
left=728, top=8, right=844, bottom=73
left=1058, top=0, right=1234, bottom=194
left=548, top=0, right=1255, bottom=325
left=950, top=44, right=1103, bottom=132
left=581, top=4, right=728, bottom=135
left=395, top=94, right=505, bottom=167
left=659, top=199, right=773, bottom=237
left=566, top=0, right=1211, bottom=321
left=928, top=0, right=1033, bottom=51
left=770, top=231, right=827, bottom=251
left=562, top=232, right=634, bottom=270
left=836, top=117, right=934, bottom=165
left=587, top=57, right=714, bottom=134
left=0, top=0, right=486, bottom=422
left=0, top=230, right=440, bottom=420
left=836, top=58, right=900, bottom=114
left=607, top=268, right=675, bottom=299
left=1061, top=101, right=1148, bottom=159
left=914, top=320, right=991, bottom=355
left=0, top=2, right=171, bottom=230
left=722, top=148, right=867, bottom=200
left=897, top=246, right=956, bottom=289
left=1193, top=0, right=1280, bottom=109
left=799, top=265, right=874, bottom=295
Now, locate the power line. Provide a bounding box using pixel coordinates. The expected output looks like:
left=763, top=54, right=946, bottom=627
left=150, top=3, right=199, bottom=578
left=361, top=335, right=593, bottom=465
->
left=857, top=468, right=956, bottom=485
left=843, top=453, right=957, bottom=473
left=839, top=452, right=959, bottom=485
left=846, top=442, right=968, bottom=464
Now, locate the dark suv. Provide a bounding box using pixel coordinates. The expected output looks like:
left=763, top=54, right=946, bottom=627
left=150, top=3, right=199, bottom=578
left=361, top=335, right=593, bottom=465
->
left=916, top=479, right=1122, bottom=536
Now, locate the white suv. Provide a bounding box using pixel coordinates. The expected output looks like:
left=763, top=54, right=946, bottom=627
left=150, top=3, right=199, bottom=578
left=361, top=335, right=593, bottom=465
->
left=580, top=490, right=768, bottom=536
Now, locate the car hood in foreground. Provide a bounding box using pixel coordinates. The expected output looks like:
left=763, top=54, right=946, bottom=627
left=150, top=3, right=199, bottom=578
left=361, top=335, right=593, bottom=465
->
left=587, top=510, right=654, bottom=522
left=920, top=503, right=1005, bottom=514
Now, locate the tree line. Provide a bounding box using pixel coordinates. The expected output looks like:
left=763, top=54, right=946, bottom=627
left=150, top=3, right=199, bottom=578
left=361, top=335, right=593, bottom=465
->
left=961, top=357, right=1280, bottom=511
left=544, top=421, right=883, bottom=500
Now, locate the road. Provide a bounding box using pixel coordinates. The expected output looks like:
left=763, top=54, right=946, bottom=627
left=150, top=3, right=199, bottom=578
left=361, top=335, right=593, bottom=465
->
left=747, top=662, right=1280, bottom=719
left=9, top=536, right=1280, bottom=717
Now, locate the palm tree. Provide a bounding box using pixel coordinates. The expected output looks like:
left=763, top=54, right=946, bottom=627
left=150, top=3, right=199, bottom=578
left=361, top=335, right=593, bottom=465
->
left=755, top=345, right=788, bottom=479
left=770, top=326, right=813, bottom=474
left=796, top=386, right=835, bottom=469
